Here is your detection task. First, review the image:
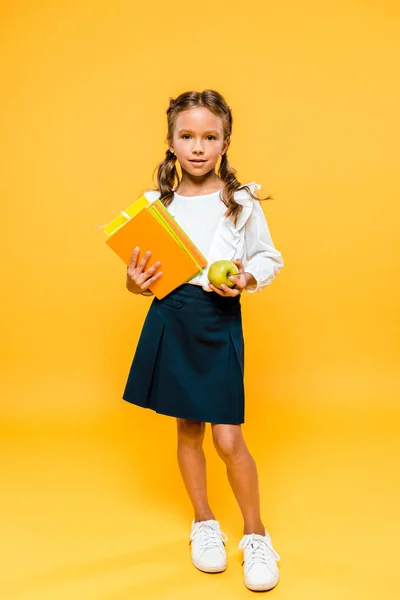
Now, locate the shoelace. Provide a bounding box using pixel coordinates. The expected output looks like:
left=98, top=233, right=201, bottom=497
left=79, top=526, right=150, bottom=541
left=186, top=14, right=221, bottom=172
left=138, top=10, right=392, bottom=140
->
left=190, top=521, right=228, bottom=553
left=238, top=534, right=280, bottom=568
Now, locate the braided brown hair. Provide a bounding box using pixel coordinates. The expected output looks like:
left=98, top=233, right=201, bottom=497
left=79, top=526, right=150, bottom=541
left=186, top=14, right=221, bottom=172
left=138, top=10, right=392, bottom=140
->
left=148, top=89, right=272, bottom=227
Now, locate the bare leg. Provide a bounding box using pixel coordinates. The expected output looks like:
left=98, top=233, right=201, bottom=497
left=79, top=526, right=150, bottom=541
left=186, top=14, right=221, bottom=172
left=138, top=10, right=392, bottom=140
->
left=211, top=424, right=265, bottom=535
left=176, top=418, right=215, bottom=523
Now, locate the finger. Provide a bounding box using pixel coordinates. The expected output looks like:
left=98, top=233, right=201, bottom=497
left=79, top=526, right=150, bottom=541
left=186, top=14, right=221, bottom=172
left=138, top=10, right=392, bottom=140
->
left=232, top=259, right=244, bottom=274
left=224, top=280, right=243, bottom=293
left=137, top=259, right=161, bottom=282
left=141, top=271, right=163, bottom=289
left=137, top=250, right=152, bottom=272
left=220, top=284, right=237, bottom=296
left=209, top=283, right=224, bottom=296
left=146, top=260, right=162, bottom=276
left=129, top=246, right=140, bottom=268
left=223, top=285, right=241, bottom=296
left=229, top=276, right=245, bottom=288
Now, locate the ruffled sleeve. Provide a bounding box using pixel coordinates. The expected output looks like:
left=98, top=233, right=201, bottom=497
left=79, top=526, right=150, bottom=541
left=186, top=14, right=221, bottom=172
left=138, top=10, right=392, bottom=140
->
left=243, top=187, right=284, bottom=293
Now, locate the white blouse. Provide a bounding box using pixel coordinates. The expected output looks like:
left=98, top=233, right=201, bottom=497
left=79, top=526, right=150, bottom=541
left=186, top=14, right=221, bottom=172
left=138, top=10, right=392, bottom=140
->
left=143, top=182, right=284, bottom=294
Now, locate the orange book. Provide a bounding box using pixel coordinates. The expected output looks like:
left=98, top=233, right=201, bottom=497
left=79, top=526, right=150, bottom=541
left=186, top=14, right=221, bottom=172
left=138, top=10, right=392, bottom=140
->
left=105, top=200, right=207, bottom=299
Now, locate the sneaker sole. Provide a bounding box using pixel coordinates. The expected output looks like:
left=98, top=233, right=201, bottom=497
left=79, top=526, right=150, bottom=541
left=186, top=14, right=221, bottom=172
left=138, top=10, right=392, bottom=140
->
left=192, top=556, right=227, bottom=573
left=244, top=571, right=280, bottom=591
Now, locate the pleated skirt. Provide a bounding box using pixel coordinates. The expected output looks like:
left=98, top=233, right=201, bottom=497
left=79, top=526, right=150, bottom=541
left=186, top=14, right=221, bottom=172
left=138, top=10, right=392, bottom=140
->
left=122, top=283, right=245, bottom=424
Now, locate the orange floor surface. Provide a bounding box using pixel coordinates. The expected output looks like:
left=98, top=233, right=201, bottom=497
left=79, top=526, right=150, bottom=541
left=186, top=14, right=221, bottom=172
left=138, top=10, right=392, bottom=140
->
left=1, top=406, right=399, bottom=599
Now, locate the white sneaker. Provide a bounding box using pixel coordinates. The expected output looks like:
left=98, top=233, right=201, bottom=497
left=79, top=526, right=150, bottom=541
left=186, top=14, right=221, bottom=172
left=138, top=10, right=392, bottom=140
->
left=238, top=530, right=280, bottom=591
left=189, top=519, right=228, bottom=573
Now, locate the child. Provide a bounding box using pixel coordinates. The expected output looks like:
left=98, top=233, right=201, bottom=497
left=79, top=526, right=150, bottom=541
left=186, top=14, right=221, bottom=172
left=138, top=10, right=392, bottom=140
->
left=123, top=89, right=284, bottom=592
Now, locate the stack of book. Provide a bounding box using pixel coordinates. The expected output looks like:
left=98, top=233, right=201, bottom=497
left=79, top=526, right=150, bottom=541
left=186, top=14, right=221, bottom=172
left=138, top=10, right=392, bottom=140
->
left=101, top=193, right=207, bottom=299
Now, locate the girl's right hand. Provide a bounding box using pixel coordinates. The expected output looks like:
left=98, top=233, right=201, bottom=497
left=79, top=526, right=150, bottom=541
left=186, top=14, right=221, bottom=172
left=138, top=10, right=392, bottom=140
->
left=126, top=247, right=163, bottom=294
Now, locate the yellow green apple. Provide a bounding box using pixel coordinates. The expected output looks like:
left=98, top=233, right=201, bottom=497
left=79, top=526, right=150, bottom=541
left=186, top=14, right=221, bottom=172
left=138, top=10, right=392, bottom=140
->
left=208, top=260, right=239, bottom=290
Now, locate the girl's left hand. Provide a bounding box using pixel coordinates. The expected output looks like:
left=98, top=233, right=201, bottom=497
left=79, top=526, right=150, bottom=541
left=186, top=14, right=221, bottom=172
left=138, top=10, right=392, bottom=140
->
left=208, top=259, right=250, bottom=297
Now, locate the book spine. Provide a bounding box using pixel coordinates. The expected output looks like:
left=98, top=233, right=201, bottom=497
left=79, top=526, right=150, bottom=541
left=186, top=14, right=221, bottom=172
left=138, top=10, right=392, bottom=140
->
left=152, top=200, right=208, bottom=269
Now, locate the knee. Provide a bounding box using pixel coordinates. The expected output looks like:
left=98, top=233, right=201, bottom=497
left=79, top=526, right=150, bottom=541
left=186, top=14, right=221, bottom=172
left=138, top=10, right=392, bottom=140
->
left=176, top=418, right=205, bottom=446
left=212, top=426, right=244, bottom=463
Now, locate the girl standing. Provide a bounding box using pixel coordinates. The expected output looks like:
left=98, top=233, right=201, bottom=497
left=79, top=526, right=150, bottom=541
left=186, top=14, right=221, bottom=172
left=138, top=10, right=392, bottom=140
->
left=123, top=89, right=284, bottom=592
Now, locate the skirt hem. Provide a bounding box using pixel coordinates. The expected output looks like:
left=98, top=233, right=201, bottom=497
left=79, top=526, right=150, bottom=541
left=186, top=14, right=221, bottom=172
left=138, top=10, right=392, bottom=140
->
left=122, top=397, right=244, bottom=425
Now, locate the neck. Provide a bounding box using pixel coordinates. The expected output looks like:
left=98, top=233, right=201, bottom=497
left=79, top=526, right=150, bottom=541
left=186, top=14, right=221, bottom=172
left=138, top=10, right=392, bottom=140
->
left=175, top=169, right=223, bottom=195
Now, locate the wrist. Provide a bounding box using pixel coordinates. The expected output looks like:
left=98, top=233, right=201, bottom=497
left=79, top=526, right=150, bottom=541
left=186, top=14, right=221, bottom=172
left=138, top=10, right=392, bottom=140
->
left=244, top=271, right=257, bottom=290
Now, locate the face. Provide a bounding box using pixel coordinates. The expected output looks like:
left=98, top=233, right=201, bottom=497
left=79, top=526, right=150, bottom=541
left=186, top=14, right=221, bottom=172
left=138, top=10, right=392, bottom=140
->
left=169, top=107, right=229, bottom=175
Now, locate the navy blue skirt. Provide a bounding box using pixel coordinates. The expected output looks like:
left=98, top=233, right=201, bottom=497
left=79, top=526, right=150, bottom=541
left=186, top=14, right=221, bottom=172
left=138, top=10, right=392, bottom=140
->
left=122, top=283, right=245, bottom=424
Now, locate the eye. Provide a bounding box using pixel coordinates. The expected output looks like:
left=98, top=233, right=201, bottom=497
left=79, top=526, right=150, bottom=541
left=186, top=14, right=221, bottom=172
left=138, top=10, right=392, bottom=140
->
left=181, top=134, right=217, bottom=140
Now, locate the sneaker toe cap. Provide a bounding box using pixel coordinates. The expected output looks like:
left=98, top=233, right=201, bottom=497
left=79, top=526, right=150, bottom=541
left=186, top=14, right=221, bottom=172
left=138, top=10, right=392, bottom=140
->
left=196, top=548, right=227, bottom=570
left=245, top=564, right=279, bottom=589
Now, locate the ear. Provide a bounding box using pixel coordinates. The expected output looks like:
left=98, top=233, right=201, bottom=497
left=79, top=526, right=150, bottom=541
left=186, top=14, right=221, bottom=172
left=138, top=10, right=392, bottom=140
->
left=221, top=138, right=230, bottom=155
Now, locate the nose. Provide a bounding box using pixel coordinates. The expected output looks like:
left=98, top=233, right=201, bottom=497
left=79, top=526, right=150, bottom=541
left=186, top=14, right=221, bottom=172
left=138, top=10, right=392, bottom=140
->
left=192, top=139, right=205, bottom=155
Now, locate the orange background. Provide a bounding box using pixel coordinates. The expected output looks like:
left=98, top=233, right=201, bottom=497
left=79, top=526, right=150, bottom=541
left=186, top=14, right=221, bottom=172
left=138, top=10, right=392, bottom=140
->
left=1, top=1, right=399, bottom=598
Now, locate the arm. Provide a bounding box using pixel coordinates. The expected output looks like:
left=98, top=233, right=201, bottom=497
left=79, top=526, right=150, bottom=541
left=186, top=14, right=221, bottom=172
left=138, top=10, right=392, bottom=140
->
left=243, top=200, right=284, bottom=293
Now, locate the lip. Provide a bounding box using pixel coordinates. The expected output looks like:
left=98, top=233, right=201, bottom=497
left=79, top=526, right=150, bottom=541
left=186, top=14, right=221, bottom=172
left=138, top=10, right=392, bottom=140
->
left=190, top=159, right=207, bottom=163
